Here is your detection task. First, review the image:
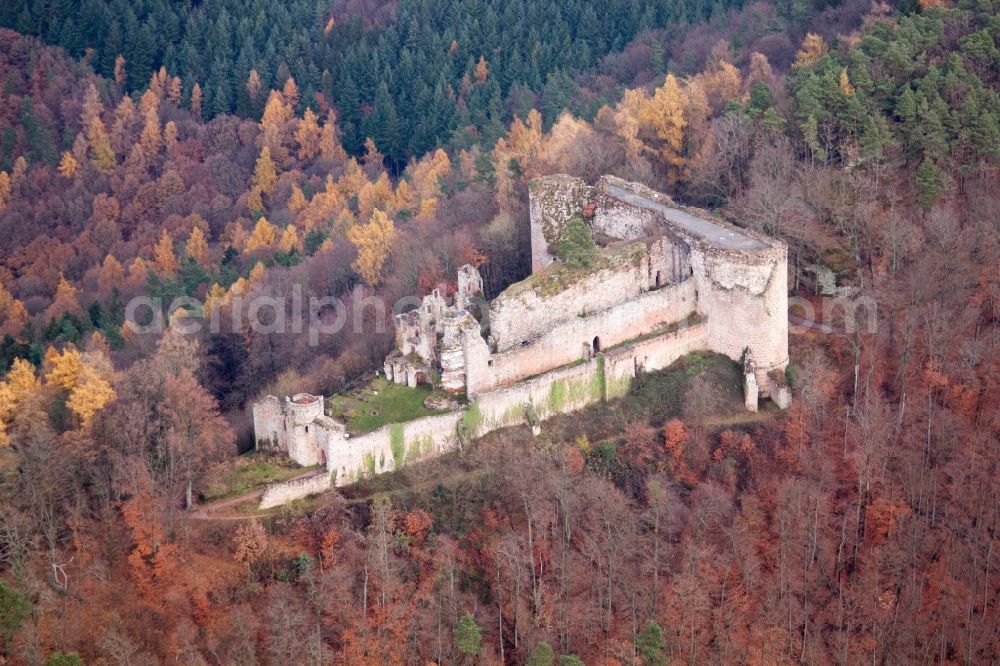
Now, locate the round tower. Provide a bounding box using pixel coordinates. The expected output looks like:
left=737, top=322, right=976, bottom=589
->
left=285, top=393, right=324, bottom=425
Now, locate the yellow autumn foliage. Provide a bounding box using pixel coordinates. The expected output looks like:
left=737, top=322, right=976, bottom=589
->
left=347, top=209, right=395, bottom=286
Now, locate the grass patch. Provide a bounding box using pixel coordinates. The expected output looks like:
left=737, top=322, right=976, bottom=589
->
left=201, top=452, right=312, bottom=502
left=497, top=241, right=647, bottom=299
left=327, top=377, right=448, bottom=434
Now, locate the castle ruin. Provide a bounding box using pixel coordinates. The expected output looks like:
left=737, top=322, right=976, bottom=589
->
left=253, top=175, right=790, bottom=497
left=384, top=174, right=789, bottom=405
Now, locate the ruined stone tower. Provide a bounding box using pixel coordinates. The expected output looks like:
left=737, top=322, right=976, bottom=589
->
left=252, top=392, right=346, bottom=467
left=527, top=174, right=790, bottom=404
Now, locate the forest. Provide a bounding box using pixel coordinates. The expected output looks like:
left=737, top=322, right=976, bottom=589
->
left=0, top=0, right=998, bottom=662
left=0, top=0, right=752, bottom=167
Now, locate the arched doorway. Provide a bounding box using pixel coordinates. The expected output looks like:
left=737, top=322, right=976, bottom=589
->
left=655, top=270, right=663, bottom=287
left=592, top=336, right=601, bottom=353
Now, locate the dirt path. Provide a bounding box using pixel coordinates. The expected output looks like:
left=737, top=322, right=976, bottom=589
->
left=188, top=469, right=323, bottom=521
left=789, top=313, right=837, bottom=334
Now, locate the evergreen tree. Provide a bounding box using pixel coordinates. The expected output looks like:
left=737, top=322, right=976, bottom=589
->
left=526, top=641, right=555, bottom=666
left=0, top=581, right=30, bottom=641
left=453, top=611, right=481, bottom=656
left=915, top=158, right=945, bottom=209
left=636, top=620, right=667, bottom=666
left=556, top=217, right=596, bottom=267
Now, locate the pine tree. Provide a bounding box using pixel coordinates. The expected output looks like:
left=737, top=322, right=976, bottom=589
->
left=295, top=107, right=322, bottom=161
left=139, top=107, right=161, bottom=157
left=0, top=581, right=30, bottom=641
left=98, top=255, right=125, bottom=294
left=279, top=224, right=300, bottom=253
left=475, top=55, right=489, bottom=83
left=0, top=357, right=39, bottom=443
left=639, top=74, right=689, bottom=179
left=453, top=612, right=481, bottom=656
left=915, top=158, right=945, bottom=209
left=282, top=77, right=300, bottom=109
left=635, top=620, right=667, bottom=666
left=0, top=172, right=10, bottom=210
left=261, top=90, right=293, bottom=157
left=190, top=82, right=203, bottom=118
left=45, top=346, right=84, bottom=391
left=67, top=362, right=116, bottom=427
left=247, top=187, right=264, bottom=213
left=203, top=283, right=228, bottom=312
left=526, top=642, right=555, bottom=666
left=248, top=261, right=267, bottom=286
left=860, top=115, right=896, bottom=162
left=288, top=185, right=308, bottom=212
left=794, top=33, right=828, bottom=70
left=47, top=274, right=82, bottom=320
left=319, top=112, right=347, bottom=160
left=0, top=281, right=28, bottom=336
left=557, top=217, right=596, bottom=267
left=168, top=77, right=182, bottom=106
left=246, top=69, right=262, bottom=102
left=43, top=652, right=84, bottom=666
left=113, top=55, right=126, bottom=87
left=245, top=217, right=278, bottom=252
left=163, top=121, right=178, bottom=152
left=838, top=68, right=855, bottom=96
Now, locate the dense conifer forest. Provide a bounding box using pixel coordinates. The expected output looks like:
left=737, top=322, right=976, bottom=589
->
left=1, top=0, right=754, bottom=166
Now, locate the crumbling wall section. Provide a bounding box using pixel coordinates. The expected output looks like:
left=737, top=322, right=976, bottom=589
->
left=252, top=395, right=286, bottom=453
left=324, top=320, right=712, bottom=493
left=590, top=188, right=661, bottom=240
left=690, top=243, right=788, bottom=389
left=528, top=174, right=593, bottom=272
left=259, top=473, right=332, bottom=509
left=474, top=354, right=604, bottom=431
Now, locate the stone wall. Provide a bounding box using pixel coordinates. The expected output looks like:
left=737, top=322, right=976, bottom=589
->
left=474, top=320, right=709, bottom=431
left=327, top=411, right=464, bottom=486
left=475, top=354, right=605, bottom=431
left=601, top=320, right=710, bottom=397
left=284, top=394, right=326, bottom=467
left=488, top=243, right=649, bottom=351
left=488, top=236, right=689, bottom=353
left=319, top=320, right=711, bottom=497
left=259, top=472, right=332, bottom=509
left=469, top=279, right=698, bottom=396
